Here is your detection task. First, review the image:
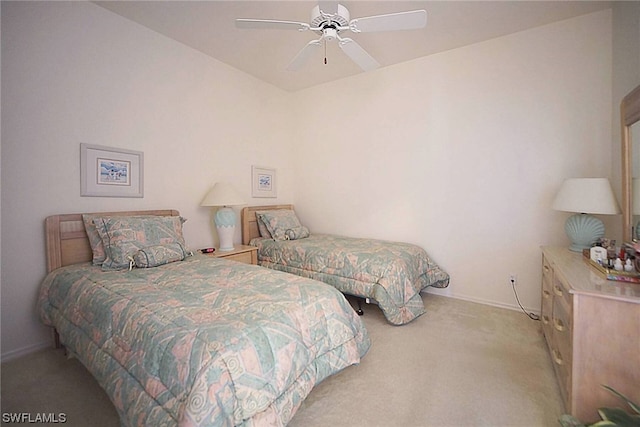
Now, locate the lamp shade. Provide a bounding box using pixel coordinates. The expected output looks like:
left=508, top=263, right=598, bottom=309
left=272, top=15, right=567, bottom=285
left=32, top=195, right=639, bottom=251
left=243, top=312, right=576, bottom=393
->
left=552, top=178, right=620, bottom=252
left=552, top=178, right=621, bottom=215
left=200, top=182, right=245, bottom=207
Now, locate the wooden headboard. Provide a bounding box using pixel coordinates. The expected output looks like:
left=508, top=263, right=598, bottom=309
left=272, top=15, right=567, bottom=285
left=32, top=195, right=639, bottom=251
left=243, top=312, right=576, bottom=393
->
left=241, top=205, right=293, bottom=245
left=45, top=209, right=180, bottom=273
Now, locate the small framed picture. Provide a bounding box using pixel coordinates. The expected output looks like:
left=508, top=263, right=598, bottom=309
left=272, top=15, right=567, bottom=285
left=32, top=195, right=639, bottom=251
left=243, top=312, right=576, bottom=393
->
left=252, top=166, right=276, bottom=198
left=80, top=143, right=143, bottom=198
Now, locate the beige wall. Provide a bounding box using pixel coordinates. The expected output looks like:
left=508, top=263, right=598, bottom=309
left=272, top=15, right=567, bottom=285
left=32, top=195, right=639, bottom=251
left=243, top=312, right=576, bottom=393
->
left=290, top=10, right=614, bottom=312
left=2, top=2, right=634, bottom=361
left=1, top=1, right=294, bottom=359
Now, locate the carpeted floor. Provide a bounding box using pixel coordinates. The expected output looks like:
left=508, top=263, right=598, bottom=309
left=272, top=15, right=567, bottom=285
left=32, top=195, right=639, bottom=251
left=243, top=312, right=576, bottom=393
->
left=0, top=294, right=564, bottom=426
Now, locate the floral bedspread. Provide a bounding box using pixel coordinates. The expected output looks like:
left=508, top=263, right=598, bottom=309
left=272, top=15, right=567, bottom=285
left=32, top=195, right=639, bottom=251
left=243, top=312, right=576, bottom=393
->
left=250, top=234, right=450, bottom=325
left=37, top=255, right=370, bottom=426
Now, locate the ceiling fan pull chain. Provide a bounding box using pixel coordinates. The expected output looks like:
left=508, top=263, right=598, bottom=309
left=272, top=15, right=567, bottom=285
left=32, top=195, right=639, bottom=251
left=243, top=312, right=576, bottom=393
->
left=324, top=40, right=327, bottom=65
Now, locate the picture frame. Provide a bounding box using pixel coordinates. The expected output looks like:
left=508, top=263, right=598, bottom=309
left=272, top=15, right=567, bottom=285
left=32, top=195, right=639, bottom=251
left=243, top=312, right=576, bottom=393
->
left=251, top=166, right=276, bottom=198
left=80, top=143, right=144, bottom=198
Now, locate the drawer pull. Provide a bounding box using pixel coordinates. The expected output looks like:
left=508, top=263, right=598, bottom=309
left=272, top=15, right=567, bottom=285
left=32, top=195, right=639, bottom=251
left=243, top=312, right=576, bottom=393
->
left=543, top=290, right=551, bottom=298
left=542, top=315, right=550, bottom=324
left=544, top=265, right=551, bottom=273
left=553, top=285, right=564, bottom=297
left=553, top=318, right=566, bottom=331
left=552, top=349, right=564, bottom=365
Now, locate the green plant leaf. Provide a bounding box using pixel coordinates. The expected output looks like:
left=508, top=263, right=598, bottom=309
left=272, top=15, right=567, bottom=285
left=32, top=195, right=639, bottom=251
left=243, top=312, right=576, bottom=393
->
left=559, top=386, right=640, bottom=427
left=597, top=407, right=640, bottom=427
left=558, top=414, right=585, bottom=427
left=588, top=421, right=616, bottom=427
left=602, top=385, right=640, bottom=415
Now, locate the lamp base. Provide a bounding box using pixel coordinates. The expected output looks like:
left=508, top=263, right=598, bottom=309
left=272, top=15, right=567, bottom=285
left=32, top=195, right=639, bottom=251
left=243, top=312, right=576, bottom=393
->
left=216, top=225, right=235, bottom=251
left=565, top=213, right=605, bottom=252
left=215, top=207, right=236, bottom=251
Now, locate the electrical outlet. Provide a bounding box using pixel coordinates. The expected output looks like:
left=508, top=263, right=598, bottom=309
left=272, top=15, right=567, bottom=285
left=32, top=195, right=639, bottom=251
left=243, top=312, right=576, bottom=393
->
left=509, top=274, right=517, bottom=285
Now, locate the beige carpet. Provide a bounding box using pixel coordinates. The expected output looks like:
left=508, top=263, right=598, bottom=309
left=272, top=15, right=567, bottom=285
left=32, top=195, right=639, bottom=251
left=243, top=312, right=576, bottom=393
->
left=0, top=294, right=563, bottom=426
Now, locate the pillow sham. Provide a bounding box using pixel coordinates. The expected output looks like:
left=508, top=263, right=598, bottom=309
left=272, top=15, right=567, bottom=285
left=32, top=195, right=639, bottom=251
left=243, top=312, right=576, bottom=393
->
left=256, top=215, right=273, bottom=239
left=256, top=210, right=310, bottom=241
left=132, top=242, right=189, bottom=268
left=93, top=215, right=187, bottom=270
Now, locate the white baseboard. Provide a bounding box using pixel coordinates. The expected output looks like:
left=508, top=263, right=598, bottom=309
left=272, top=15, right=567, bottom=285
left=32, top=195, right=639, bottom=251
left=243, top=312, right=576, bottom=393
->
left=1, top=340, right=52, bottom=363
left=425, top=289, right=541, bottom=316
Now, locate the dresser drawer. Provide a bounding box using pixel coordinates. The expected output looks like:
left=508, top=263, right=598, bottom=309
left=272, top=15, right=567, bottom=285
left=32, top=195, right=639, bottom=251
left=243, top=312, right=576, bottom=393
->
left=551, top=291, right=572, bottom=405
left=552, top=271, right=572, bottom=310
left=542, top=256, right=553, bottom=287
left=550, top=337, right=571, bottom=406
left=541, top=285, right=553, bottom=340
left=552, top=296, right=572, bottom=364
left=541, top=256, right=554, bottom=345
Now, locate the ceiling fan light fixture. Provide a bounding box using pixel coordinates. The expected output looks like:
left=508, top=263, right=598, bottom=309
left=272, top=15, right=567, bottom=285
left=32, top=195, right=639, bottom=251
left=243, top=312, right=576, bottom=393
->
left=323, top=27, right=338, bottom=41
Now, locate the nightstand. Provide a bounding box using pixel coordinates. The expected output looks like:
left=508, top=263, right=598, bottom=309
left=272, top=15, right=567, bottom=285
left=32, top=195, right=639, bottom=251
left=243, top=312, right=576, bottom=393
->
left=207, top=245, right=257, bottom=265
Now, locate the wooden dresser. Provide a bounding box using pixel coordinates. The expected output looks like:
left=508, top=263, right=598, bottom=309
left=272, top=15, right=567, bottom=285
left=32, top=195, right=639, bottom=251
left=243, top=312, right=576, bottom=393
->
left=541, top=247, right=640, bottom=423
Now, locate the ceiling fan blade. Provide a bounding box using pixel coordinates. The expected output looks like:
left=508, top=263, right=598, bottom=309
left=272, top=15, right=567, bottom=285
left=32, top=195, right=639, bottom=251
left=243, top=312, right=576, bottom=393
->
left=338, top=38, right=380, bottom=71
left=349, top=10, right=427, bottom=33
left=287, top=39, right=322, bottom=71
left=236, top=19, right=310, bottom=31
left=318, top=1, right=339, bottom=15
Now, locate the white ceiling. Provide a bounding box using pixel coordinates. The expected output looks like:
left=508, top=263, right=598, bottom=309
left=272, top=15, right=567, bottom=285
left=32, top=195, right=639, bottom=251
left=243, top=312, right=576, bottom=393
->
left=94, top=1, right=613, bottom=92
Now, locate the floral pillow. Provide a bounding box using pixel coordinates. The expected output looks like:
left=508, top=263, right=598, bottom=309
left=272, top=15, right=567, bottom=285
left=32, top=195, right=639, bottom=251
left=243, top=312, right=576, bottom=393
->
left=132, top=242, right=190, bottom=268
left=256, top=210, right=310, bottom=241
left=93, top=215, right=188, bottom=270
left=282, top=226, right=310, bottom=241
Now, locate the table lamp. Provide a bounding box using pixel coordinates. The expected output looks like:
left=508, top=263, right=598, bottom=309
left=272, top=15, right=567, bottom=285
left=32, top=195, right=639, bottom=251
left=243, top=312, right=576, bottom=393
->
left=200, top=182, right=245, bottom=251
left=552, top=178, right=621, bottom=252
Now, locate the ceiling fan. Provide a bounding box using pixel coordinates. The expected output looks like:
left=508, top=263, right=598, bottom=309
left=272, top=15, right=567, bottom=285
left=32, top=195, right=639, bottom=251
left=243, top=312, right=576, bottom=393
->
left=236, top=1, right=427, bottom=72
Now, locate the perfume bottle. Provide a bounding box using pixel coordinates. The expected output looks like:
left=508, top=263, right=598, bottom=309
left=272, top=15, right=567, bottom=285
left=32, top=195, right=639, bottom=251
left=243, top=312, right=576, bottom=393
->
left=625, top=258, right=634, bottom=272
left=614, top=258, right=624, bottom=271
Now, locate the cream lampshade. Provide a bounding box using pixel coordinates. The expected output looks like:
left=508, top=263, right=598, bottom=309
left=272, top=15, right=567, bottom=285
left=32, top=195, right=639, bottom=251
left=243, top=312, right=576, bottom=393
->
left=552, top=178, right=621, bottom=252
left=200, top=182, right=245, bottom=251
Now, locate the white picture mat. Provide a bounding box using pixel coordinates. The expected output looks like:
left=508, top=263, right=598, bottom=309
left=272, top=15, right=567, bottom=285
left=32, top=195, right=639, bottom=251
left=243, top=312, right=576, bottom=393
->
left=252, top=166, right=276, bottom=198
left=80, top=143, right=143, bottom=197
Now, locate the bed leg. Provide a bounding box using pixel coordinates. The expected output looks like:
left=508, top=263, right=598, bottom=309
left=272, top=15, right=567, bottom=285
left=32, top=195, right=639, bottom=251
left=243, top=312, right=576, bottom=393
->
left=356, top=299, right=364, bottom=316
left=53, top=328, right=61, bottom=349
left=53, top=329, right=69, bottom=356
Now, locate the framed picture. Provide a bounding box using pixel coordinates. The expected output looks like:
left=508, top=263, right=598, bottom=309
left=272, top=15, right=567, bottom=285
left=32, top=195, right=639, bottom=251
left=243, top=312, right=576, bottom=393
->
left=252, top=166, right=276, bottom=198
left=80, top=143, right=144, bottom=198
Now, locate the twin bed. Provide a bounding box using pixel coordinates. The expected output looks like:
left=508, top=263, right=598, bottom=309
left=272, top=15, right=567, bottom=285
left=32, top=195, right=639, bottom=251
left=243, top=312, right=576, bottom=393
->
left=242, top=205, right=450, bottom=325
left=38, top=210, right=370, bottom=426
